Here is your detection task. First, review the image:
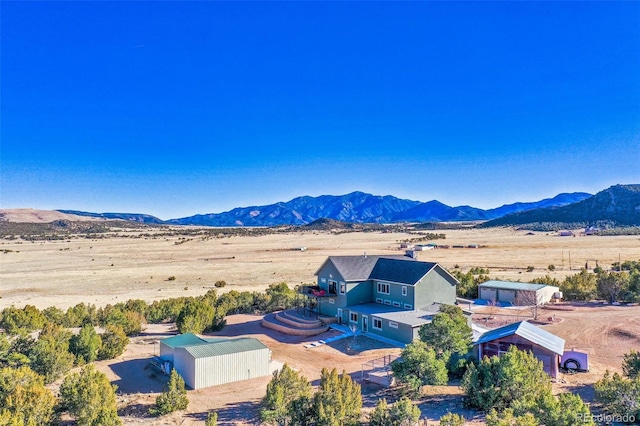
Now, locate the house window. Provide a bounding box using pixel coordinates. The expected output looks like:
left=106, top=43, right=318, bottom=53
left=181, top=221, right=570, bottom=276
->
left=377, top=282, right=390, bottom=295
left=404, top=303, right=412, bottom=310
left=376, top=298, right=383, bottom=304
left=320, top=278, right=327, bottom=283
left=340, top=282, right=346, bottom=295
left=402, top=286, right=407, bottom=296
left=392, top=301, right=401, bottom=307
left=350, top=312, right=358, bottom=323
left=389, top=321, right=398, bottom=329
left=329, top=298, right=335, bottom=304
left=328, top=280, right=337, bottom=295
left=373, top=318, right=382, bottom=330
left=384, top=300, right=392, bottom=306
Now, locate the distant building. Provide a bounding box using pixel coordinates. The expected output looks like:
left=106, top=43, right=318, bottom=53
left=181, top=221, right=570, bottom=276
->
left=159, top=334, right=271, bottom=389
left=474, top=321, right=565, bottom=378
left=478, top=280, right=560, bottom=305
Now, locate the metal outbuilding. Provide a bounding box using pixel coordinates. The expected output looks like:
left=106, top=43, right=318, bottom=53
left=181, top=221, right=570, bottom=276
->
left=478, top=280, right=560, bottom=305
left=474, top=321, right=565, bottom=378
left=159, top=334, right=271, bottom=390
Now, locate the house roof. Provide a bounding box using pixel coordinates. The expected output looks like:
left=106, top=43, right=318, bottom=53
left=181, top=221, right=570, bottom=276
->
left=316, top=255, right=438, bottom=285
left=347, top=303, right=440, bottom=327
left=478, top=280, right=553, bottom=292
left=370, top=258, right=437, bottom=285
left=474, top=321, right=565, bottom=355
left=180, top=337, right=269, bottom=359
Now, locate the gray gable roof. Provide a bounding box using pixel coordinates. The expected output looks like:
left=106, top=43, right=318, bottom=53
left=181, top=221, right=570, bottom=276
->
left=475, top=321, right=565, bottom=355
left=370, top=258, right=437, bottom=285
left=316, top=255, right=437, bottom=285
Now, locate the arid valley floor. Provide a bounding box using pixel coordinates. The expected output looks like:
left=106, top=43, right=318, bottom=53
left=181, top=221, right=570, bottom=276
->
left=1, top=224, right=639, bottom=425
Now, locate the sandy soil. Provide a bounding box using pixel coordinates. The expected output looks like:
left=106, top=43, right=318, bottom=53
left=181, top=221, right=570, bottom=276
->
left=2, top=227, right=639, bottom=310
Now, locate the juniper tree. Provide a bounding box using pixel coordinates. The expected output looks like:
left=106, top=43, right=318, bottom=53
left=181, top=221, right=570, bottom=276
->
left=314, top=368, right=362, bottom=426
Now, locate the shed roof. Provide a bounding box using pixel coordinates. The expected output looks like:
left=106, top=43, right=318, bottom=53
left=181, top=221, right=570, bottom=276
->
left=474, top=321, right=565, bottom=355
left=316, top=255, right=437, bottom=285
left=479, top=280, right=550, bottom=291
left=181, top=337, right=269, bottom=359
left=160, top=333, right=211, bottom=348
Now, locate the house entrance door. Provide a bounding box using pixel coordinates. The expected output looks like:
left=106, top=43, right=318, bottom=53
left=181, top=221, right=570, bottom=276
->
left=362, top=315, right=368, bottom=332
left=337, top=308, right=343, bottom=324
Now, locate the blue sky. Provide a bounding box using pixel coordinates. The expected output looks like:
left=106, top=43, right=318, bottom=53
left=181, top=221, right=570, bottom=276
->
left=2, top=1, right=639, bottom=220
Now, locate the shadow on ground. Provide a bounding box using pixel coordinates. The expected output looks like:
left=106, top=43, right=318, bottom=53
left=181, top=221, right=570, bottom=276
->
left=109, top=358, right=167, bottom=394
left=187, top=400, right=261, bottom=425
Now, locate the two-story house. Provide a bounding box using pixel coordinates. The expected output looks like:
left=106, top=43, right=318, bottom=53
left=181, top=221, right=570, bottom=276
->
left=300, top=254, right=458, bottom=344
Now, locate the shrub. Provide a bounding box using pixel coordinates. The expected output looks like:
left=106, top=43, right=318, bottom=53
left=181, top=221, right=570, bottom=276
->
left=167, top=276, right=176, bottom=281
left=0, top=305, right=46, bottom=334
left=391, top=341, right=448, bottom=396
left=176, top=300, right=215, bottom=334
left=526, top=266, right=535, bottom=272
left=261, top=364, right=312, bottom=425
left=70, top=324, right=102, bottom=364
left=0, top=365, right=56, bottom=425
left=152, top=369, right=189, bottom=416
left=59, top=364, right=121, bottom=425
left=205, top=411, right=218, bottom=426
left=98, top=325, right=129, bottom=360
left=439, top=412, right=465, bottom=426
left=623, top=350, right=640, bottom=379
left=313, top=368, right=362, bottom=426
left=594, top=370, right=640, bottom=421
left=462, top=346, right=551, bottom=411
left=28, top=322, right=75, bottom=383
left=214, top=280, right=227, bottom=288
left=548, top=264, right=556, bottom=271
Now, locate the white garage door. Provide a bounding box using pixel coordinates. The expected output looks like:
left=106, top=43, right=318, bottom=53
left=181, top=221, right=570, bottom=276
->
left=499, top=290, right=516, bottom=303
left=480, top=288, right=497, bottom=302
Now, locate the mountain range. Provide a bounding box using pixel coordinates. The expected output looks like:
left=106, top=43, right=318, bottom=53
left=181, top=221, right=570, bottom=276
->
left=481, top=184, right=640, bottom=227
left=58, top=190, right=596, bottom=226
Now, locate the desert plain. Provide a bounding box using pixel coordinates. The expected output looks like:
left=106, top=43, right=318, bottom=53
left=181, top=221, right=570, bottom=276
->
left=1, top=226, right=639, bottom=310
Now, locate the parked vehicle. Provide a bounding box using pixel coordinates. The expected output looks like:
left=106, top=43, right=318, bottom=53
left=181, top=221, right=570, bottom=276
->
left=560, top=349, right=589, bottom=372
